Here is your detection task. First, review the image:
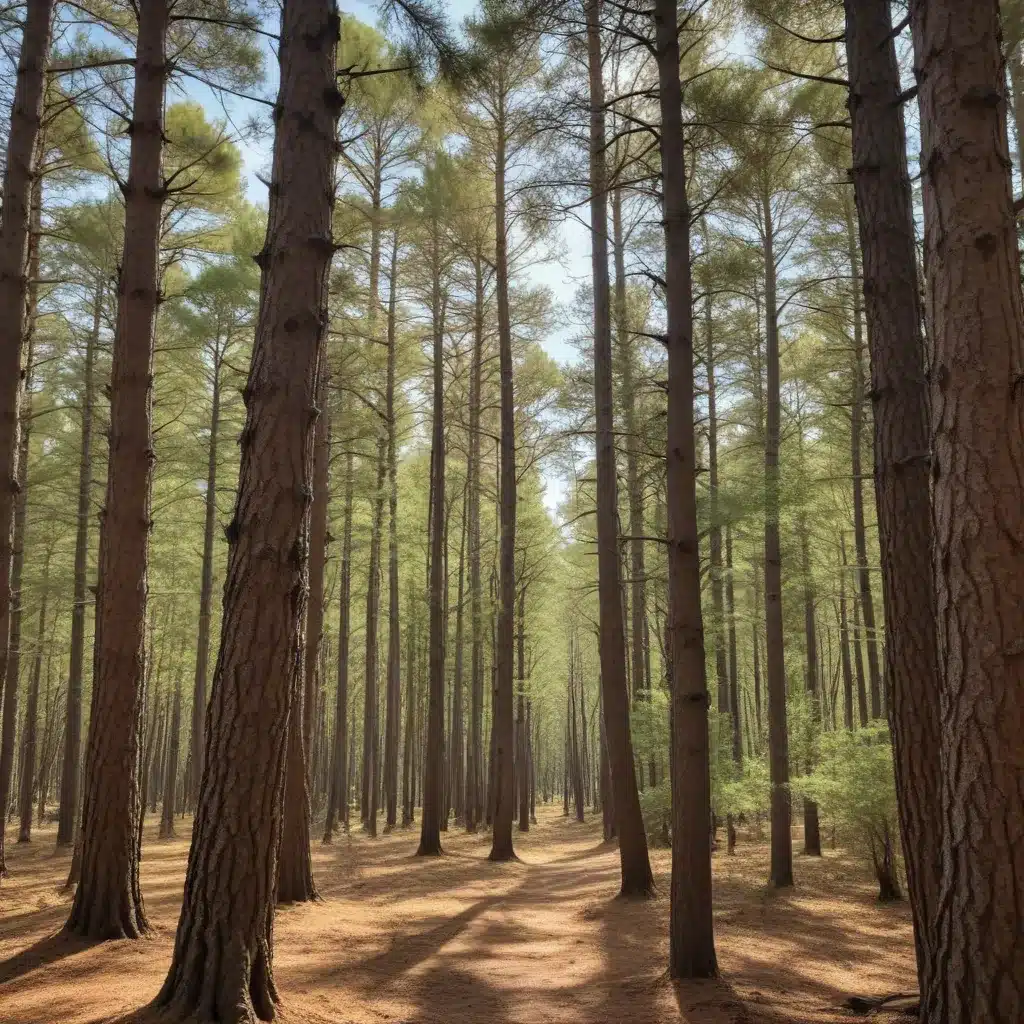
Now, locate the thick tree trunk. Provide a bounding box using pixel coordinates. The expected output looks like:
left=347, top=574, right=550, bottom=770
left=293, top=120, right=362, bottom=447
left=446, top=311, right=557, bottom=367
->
left=57, top=280, right=101, bottom=848
left=418, top=213, right=446, bottom=857
left=760, top=186, right=793, bottom=890
left=489, top=97, right=516, bottom=865
left=158, top=677, right=181, bottom=839
left=0, top=0, right=54, bottom=871
left=18, top=551, right=49, bottom=841
left=587, top=3, right=654, bottom=897
left=155, top=2, right=340, bottom=1017
left=324, top=449, right=353, bottom=842
left=910, top=3, right=1024, bottom=1019
left=187, top=358, right=221, bottom=809
left=68, top=0, right=169, bottom=938
left=278, top=372, right=327, bottom=901
left=383, top=232, right=402, bottom=829
left=650, top=0, right=718, bottom=978
left=844, top=0, right=944, bottom=1006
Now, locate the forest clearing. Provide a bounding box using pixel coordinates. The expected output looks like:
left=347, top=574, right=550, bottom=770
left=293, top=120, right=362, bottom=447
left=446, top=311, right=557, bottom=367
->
left=1, top=808, right=915, bottom=1024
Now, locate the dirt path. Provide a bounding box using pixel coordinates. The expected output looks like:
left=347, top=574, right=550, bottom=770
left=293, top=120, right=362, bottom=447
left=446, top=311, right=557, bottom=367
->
left=0, top=807, right=915, bottom=1023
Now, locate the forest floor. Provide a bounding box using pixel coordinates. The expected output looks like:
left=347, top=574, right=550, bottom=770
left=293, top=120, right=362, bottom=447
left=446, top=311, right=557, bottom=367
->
left=0, top=805, right=916, bottom=1024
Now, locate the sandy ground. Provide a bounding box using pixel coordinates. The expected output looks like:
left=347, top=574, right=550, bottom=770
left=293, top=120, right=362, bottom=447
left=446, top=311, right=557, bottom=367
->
left=0, top=806, right=916, bottom=1024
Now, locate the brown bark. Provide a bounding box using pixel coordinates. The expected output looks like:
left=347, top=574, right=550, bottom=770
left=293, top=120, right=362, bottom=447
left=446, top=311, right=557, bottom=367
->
left=278, top=373, right=327, bottom=902
left=847, top=216, right=882, bottom=721
left=186, top=349, right=222, bottom=809
left=844, top=0, right=943, bottom=1005
left=761, top=183, right=793, bottom=890
left=57, top=279, right=101, bottom=847
left=155, top=1, right=340, bottom=1016
left=450, top=485, right=466, bottom=825
left=838, top=538, right=854, bottom=731
left=17, top=549, right=49, bottom=841
left=418, top=203, right=446, bottom=857
left=799, top=523, right=821, bottom=857
left=68, top=0, right=169, bottom=939
left=515, top=583, right=528, bottom=832
left=0, top=0, right=55, bottom=871
left=612, top=189, right=649, bottom=716
left=725, top=525, right=741, bottom=764
left=401, top=576, right=416, bottom=826
left=910, top=2, right=1024, bottom=1019
left=587, top=1, right=653, bottom=897
left=324, top=449, right=354, bottom=842
left=158, top=675, right=181, bottom=840
left=489, top=85, right=516, bottom=866
left=652, top=0, right=716, bottom=973
left=383, top=232, right=402, bottom=829
left=466, top=254, right=485, bottom=834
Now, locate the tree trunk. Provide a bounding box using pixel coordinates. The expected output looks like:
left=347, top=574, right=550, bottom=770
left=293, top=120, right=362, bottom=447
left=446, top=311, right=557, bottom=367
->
left=466, top=255, right=485, bottom=834
left=489, top=90, right=517, bottom=864
left=278, top=372, right=328, bottom=902
left=383, top=231, right=402, bottom=829
left=155, top=2, right=340, bottom=1016
left=18, top=550, right=49, bottom=841
left=838, top=538, right=855, bottom=731
left=516, top=584, right=528, bottom=832
left=57, top=279, right=101, bottom=848
left=725, top=525, right=741, bottom=763
left=587, top=2, right=653, bottom=897
left=848, top=227, right=882, bottom=720
left=752, top=565, right=763, bottom=748
left=844, top=0, right=944, bottom=1006
left=158, top=675, right=181, bottom=839
left=910, top=3, right=1024, bottom=1019
left=187, top=355, right=221, bottom=809
left=799, top=524, right=821, bottom=857
left=68, top=0, right=169, bottom=938
left=450, top=484, right=466, bottom=825
left=761, top=184, right=793, bottom=890
left=324, top=449, right=353, bottom=842
left=418, top=209, right=446, bottom=857
left=0, top=0, right=54, bottom=872
left=653, top=0, right=717, bottom=971
left=852, top=586, right=869, bottom=728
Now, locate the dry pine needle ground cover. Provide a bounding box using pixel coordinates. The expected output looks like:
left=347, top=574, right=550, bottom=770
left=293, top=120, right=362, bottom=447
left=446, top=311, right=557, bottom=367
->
left=0, top=806, right=915, bottom=1024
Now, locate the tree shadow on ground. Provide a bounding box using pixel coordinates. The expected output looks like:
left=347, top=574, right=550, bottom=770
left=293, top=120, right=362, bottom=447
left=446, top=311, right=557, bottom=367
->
left=0, top=929, right=101, bottom=986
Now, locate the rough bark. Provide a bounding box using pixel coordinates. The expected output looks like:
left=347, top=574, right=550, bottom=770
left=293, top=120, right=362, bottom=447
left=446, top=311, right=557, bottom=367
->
left=418, top=208, right=446, bottom=857
left=450, top=486, right=466, bottom=825
left=68, top=0, right=168, bottom=938
left=0, top=0, right=55, bottom=870
left=725, top=525, right=741, bottom=763
left=18, top=551, right=49, bottom=841
left=838, top=537, right=855, bottom=732
left=187, top=352, right=221, bottom=809
left=383, top=232, right=402, bottom=829
left=799, top=523, right=821, bottom=857
left=847, top=218, right=883, bottom=722
left=489, top=87, right=516, bottom=865
left=324, top=449, right=353, bottom=842
left=158, top=676, right=181, bottom=840
left=515, top=584, right=528, bottom=833
left=155, top=2, right=339, bottom=1017
left=844, top=0, right=944, bottom=1005
left=652, top=0, right=716, bottom=973
left=761, top=185, right=793, bottom=890
left=910, top=3, right=1024, bottom=1019
left=587, top=2, right=653, bottom=897
left=466, top=255, right=485, bottom=834
left=57, top=279, right=101, bottom=848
